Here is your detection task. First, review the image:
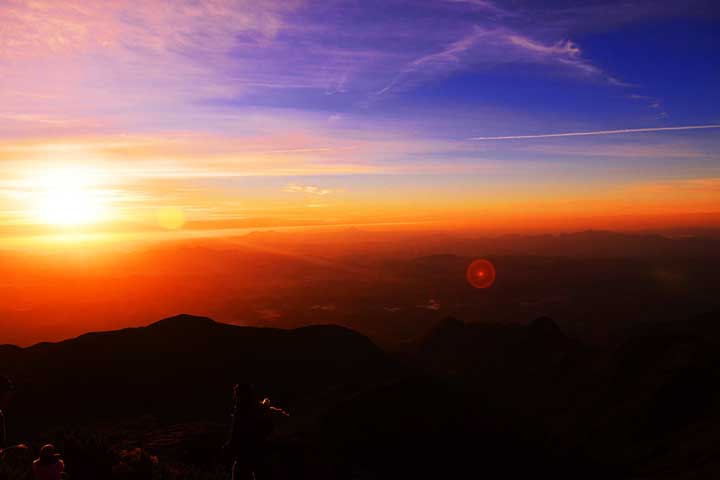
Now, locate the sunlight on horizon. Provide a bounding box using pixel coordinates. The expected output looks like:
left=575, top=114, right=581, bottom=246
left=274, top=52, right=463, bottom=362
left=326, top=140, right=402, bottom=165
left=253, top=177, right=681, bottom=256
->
left=28, top=167, right=111, bottom=227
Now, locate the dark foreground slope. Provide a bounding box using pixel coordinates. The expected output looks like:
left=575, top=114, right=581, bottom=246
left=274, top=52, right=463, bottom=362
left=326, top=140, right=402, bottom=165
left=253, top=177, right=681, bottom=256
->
left=2, top=311, right=720, bottom=479
left=323, top=311, right=720, bottom=479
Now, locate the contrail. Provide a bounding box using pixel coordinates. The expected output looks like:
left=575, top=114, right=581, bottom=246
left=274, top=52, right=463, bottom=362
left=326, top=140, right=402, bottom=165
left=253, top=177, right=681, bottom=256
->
left=468, top=124, right=720, bottom=141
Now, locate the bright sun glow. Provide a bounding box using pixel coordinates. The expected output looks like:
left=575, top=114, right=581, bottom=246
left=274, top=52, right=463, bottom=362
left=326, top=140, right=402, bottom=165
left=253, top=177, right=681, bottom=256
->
left=31, top=168, right=107, bottom=226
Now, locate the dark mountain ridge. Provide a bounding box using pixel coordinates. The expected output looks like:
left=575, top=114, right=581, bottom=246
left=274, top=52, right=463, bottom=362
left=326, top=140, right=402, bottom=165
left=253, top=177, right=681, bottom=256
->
left=3, top=311, right=720, bottom=479
left=2, top=314, right=391, bottom=439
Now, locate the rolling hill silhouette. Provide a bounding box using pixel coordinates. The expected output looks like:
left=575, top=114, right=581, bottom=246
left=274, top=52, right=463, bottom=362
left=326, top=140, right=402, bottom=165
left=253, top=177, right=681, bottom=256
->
left=322, top=312, right=720, bottom=479
left=4, top=314, right=390, bottom=439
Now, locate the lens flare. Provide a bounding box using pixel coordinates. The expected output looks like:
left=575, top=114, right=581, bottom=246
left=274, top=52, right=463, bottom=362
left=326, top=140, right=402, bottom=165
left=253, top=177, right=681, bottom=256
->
left=156, top=207, right=186, bottom=230
left=466, top=259, right=496, bottom=289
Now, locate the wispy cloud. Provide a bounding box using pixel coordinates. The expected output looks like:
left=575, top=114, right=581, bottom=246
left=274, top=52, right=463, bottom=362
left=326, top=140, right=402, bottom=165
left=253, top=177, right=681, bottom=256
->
left=504, top=34, right=629, bottom=86
left=0, top=0, right=288, bottom=59
left=0, top=0, right=677, bottom=125
left=375, top=27, right=487, bottom=96
left=469, top=125, right=720, bottom=141
left=375, top=25, right=629, bottom=96
left=0, top=0, right=303, bottom=124
left=506, top=142, right=710, bottom=160
left=628, top=94, right=669, bottom=118
left=283, top=185, right=335, bottom=196
left=445, top=0, right=503, bottom=11
left=630, top=177, right=720, bottom=195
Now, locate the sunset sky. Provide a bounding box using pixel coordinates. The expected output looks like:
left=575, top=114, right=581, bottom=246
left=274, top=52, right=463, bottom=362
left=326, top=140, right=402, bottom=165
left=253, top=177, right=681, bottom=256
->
left=1, top=0, right=719, bottom=247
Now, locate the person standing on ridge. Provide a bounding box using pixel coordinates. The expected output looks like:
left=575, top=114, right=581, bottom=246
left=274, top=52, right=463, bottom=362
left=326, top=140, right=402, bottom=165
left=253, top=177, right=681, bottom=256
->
left=32, top=444, right=65, bottom=480
left=223, top=384, right=289, bottom=480
left=0, top=376, right=13, bottom=450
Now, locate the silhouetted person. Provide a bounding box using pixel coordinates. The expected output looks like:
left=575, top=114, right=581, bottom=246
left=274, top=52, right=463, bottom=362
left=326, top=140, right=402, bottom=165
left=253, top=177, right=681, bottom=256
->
left=224, top=384, right=289, bottom=480
left=33, top=444, right=64, bottom=480
left=0, top=376, right=12, bottom=449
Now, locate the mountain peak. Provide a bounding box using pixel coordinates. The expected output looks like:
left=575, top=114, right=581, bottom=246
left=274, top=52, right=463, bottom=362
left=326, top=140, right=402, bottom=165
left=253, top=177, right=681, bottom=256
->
left=529, top=316, right=563, bottom=335
left=420, top=316, right=466, bottom=348
left=147, top=314, right=217, bottom=330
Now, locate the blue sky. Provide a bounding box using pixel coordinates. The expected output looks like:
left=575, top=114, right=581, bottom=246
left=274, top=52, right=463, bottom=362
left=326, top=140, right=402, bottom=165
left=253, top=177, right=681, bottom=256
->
left=0, top=0, right=719, bottom=236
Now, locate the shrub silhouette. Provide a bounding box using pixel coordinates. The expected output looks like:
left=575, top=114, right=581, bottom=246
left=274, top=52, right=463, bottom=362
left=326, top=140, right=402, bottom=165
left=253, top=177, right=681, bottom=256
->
left=41, top=428, right=114, bottom=480
left=113, top=448, right=162, bottom=480
left=0, top=444, right=33, bottom=480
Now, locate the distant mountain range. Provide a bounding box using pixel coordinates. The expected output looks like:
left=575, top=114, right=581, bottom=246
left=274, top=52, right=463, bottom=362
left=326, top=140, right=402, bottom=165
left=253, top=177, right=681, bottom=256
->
left=235, top=228, right=720, bottom=259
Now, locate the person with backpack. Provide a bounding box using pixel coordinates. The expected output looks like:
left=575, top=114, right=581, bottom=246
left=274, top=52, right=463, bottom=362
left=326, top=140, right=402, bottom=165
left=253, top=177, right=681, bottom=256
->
left=223, top=384, right=289, bottom=480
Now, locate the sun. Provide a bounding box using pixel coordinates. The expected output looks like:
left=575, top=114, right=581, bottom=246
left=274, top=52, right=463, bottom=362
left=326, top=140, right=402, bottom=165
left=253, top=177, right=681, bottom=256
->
left=31, top=168, right=107, bottom=226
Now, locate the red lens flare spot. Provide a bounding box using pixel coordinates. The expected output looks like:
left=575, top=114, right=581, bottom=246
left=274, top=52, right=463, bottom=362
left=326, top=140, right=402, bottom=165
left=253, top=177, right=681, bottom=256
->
left=466, top=259, right=496, bottom=289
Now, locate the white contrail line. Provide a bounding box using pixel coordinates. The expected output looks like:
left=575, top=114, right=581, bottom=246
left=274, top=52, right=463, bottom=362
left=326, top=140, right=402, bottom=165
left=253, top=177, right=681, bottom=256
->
left=468, top=124, right=720, bottom=141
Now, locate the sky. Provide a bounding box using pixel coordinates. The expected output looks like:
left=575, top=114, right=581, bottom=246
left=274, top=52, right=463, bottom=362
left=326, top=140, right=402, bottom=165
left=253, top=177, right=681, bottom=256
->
left=1, top=0, right=719, bottom=246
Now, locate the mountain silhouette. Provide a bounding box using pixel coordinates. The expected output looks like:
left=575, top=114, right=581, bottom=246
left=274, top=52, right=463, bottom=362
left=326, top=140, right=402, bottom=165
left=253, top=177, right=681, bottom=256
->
left=3, top=314, right=390, bottom=438
left=3, top=311, right=720, bottom=479
left=417, top=315, right=578, bottom=377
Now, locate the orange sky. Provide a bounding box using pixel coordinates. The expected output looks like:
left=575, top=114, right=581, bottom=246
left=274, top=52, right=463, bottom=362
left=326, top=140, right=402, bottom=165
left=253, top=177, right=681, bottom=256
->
left=1, top=1, right=719, bottom=249
left=1, top=157, right=720, bottom=250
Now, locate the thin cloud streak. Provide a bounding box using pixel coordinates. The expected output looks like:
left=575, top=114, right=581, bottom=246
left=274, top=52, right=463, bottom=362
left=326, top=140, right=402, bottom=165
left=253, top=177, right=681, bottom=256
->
left=469, top=125, right=720, bottom=141
left=374, top=24, right=629, bottom=98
